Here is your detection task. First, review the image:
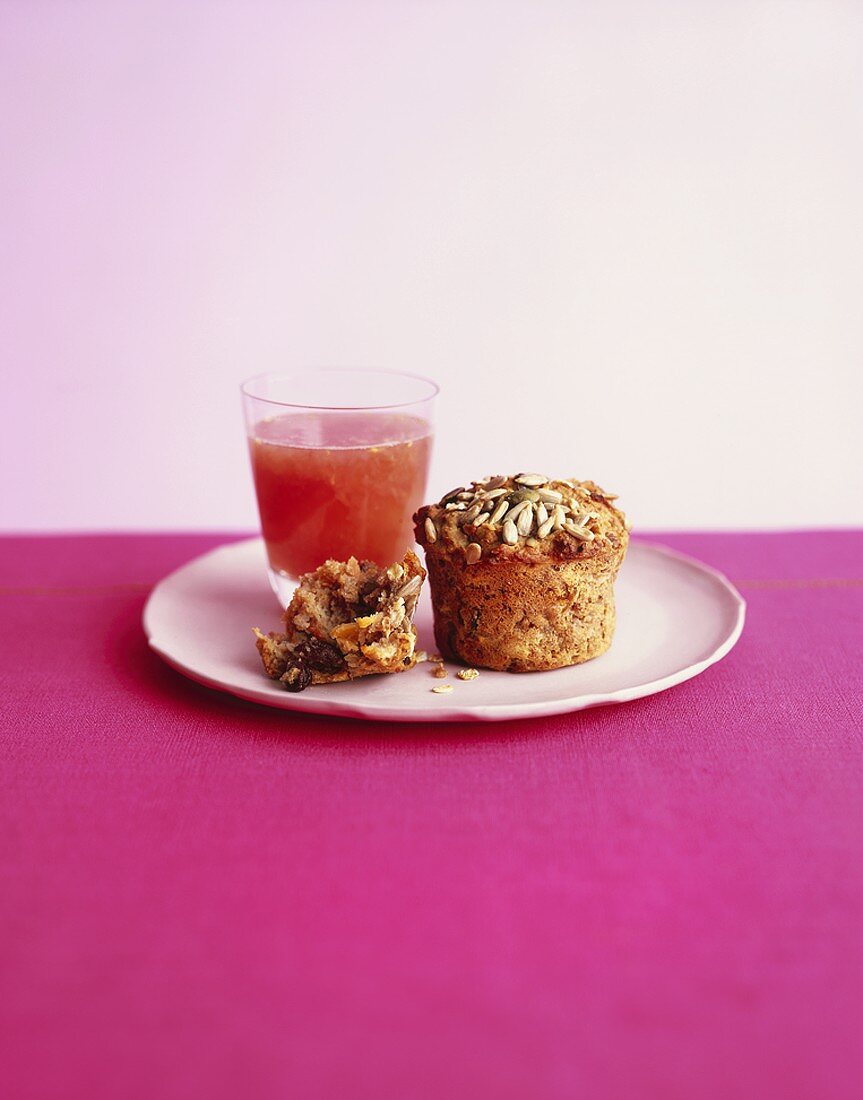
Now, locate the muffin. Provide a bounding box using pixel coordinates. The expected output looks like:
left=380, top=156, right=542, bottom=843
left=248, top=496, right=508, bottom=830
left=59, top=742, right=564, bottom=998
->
left=414, top=474, right=629, bottom=672
left=254, top=550, right=425, bottom=691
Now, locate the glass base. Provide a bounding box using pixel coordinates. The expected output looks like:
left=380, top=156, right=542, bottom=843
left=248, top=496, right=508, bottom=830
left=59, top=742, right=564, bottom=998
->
left=267, top=566, right=298, bottom=609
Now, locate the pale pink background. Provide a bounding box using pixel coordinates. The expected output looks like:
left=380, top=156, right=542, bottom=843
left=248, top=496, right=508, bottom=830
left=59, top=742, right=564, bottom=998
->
left=2, top=1, right=862, bottom=531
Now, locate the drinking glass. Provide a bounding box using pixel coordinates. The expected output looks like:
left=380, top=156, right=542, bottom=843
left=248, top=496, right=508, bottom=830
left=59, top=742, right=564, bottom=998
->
left=242, top=369, right=438, bottom=605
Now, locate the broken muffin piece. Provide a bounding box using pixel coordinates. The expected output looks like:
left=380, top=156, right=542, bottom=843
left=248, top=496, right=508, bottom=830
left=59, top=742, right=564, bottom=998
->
left=254, top=550, right=426, bottom=692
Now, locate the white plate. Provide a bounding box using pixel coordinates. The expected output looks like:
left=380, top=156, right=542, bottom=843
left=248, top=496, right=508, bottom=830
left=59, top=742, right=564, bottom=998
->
left=143, top=538, right=745, bottom=723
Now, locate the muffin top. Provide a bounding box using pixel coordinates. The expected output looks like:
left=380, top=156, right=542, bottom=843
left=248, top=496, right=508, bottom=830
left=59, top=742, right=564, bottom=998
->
left=414, top=473, right=630, bottom=567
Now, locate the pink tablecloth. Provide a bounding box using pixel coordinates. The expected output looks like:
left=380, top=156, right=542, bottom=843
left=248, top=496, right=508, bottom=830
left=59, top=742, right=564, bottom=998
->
left=2, top=531, right=862, bottom=1100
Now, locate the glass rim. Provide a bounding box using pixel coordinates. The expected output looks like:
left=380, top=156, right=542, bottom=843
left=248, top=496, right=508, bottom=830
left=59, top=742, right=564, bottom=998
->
left=240, top=368, right=440, bottom=411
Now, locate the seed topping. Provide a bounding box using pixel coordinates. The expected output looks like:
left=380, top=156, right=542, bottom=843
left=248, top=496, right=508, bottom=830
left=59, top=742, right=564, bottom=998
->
left=423, top=474, right=623, bottom=551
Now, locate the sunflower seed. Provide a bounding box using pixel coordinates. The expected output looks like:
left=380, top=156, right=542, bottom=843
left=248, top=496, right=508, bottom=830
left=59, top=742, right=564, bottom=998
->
left=489, top=499, right=510, bottom=524
left=517, top=505, right=534, bottom=536
left=482, top=488, right=508, bottom=500
left=445, top=502, right=466, bottom=511
left=536, top=488, right=563, bottom=504
left=431, top=683, right=453, bottom=694
left=456, top=668, right=479, bottom=681
left=456, top=491, right=474, bottom=501
left=563, top=521, right=595, bottom=541
left=472, top=512, right=489, bottom=527
left=424, top=517, right=437, bottom=543
left=397, top=576, right=422, bottom=599
left=537, top=515, right=556, bottom=538
left=553, top=504, right=567, bottom=528
left=465, top=542, right=482, bottom=564
left=514, top=473, right=547, bottom=487
left=535, top=502, right=549, bottom=527
left=506, top=499, right=531, bottom=522
left=462, top=503, right=483, bottom=523
left=441, top=487, right=464, bottom=503
left=484, top=476, right=507, bottom=490
left=502, top=519, right=519, bottom=545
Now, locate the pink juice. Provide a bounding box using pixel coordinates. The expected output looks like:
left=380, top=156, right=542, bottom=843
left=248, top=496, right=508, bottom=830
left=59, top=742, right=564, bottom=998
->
left=248, top=411, right=433, bottom=577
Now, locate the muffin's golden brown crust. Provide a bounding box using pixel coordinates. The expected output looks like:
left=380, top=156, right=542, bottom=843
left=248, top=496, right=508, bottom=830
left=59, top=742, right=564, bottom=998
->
left=414, top=475, right=628, bottom=672
left=254, top=551, right=425, bottom=690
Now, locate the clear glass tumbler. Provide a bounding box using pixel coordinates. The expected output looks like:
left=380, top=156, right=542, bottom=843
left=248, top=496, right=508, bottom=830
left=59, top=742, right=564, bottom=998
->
left=242, top=369, right=438, bottom=605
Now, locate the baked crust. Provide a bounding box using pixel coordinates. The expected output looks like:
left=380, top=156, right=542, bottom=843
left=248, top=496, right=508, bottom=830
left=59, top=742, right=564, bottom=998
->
left=254, top=551, right=425, bottom=690
left=414, top=476, right=628, bottom=672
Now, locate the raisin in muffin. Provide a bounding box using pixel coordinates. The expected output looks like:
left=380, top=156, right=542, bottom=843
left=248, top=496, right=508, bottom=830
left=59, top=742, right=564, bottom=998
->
left=414, top=474, right=629, bottom=672
left=254, top=550, right=425, bottom=691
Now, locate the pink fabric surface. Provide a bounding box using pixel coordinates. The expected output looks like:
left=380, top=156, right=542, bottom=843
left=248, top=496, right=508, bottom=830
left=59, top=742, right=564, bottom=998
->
left=2, top=531, right=862, bottom=1100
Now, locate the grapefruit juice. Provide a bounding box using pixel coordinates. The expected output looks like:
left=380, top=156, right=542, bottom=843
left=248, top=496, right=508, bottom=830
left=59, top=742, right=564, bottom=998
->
left=248, top=410, right=433, bottom=578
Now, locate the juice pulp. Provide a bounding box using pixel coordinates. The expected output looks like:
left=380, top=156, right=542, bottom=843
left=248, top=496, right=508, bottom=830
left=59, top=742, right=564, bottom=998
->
left=248, top=411, right=433, bottom=577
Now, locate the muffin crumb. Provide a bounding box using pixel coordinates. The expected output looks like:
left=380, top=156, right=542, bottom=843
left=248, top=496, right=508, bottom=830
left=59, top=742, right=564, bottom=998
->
left=255, top=550, right=425, bottom=691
